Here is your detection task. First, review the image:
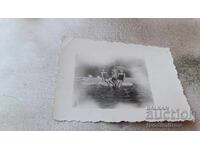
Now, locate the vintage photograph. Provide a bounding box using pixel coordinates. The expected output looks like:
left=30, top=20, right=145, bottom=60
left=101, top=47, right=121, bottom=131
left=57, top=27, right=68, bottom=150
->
left=54, top=38, right=193, bottom=123
left=73, top=54, right=154, bottom=109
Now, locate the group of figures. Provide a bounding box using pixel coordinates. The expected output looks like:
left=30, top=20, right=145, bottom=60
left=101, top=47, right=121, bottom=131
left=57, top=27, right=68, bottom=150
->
left=100, top=67, right=126, bottom=88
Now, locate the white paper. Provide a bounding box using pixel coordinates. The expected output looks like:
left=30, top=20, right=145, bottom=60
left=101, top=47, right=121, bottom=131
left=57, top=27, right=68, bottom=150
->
left=54, top=38, right=194, bottom=122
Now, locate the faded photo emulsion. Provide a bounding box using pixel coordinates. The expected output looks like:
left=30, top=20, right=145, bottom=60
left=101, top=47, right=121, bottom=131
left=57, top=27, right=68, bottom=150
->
left=73, top=55, right=153, bottom=109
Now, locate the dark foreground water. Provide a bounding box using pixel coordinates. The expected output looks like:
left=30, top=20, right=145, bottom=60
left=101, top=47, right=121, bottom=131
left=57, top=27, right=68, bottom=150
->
left=85, top=84, right=142, bottom=108
left=74, top=77, right=146, bottom=108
